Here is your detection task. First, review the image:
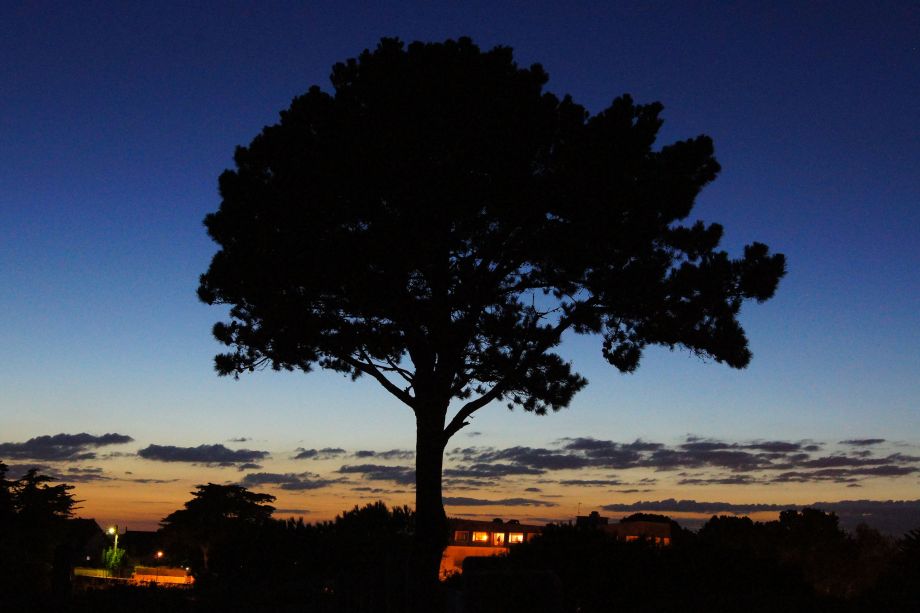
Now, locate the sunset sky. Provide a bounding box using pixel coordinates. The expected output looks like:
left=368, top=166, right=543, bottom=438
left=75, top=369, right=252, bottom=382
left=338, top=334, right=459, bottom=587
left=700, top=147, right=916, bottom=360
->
left=1, top=2, right=918, bottom=532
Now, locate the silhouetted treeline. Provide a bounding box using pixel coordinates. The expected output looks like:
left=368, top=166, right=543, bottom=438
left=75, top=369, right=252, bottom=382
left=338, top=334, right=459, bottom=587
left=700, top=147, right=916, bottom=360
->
left=163, top=497, right=417, bottom=612
left=456, top=509, right=920, bottom=613
left=3, top=471, right=920, bottom=612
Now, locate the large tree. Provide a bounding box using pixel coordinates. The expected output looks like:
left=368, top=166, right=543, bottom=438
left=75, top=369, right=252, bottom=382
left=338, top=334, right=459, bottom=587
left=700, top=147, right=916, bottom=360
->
left=198, top=37, right=785, bottom=598
left=159, top=483, right=275, bottom=574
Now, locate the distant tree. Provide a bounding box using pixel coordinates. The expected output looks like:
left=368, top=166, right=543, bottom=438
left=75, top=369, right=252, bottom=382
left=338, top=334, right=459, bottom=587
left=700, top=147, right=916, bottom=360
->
left=12, top=469, right=76, bottom=523
left=0, top=464, right=77, bottom=601
left=198, top=36, right=786, bottom=597
left=158, top=483, right=275, bottom=574
left=324, top=502, right=416, bottom=612
left=101, top=543, right=125, bottom=571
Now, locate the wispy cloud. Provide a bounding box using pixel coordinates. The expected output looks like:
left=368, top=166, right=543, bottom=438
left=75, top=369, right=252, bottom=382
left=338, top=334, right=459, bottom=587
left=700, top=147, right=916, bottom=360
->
left=240, top=472, right=341, bottom=490
left=445, top=436, right=918, bottom=487
left=293, top=447, right=346, bottom=460
left=443, top=496, right=558, bottom=507
left=137, top=443, right=268, bottom=466
left=840, top=438, right=886, bottom=446
left=353, top=449, right=414, bottom=460
left=336, top=464, right=415, bottom=485
left=0, top=433, right=133, bottom=461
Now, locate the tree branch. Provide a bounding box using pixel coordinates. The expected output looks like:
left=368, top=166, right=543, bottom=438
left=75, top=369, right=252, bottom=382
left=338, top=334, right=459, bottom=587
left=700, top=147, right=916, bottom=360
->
left=443, top=381, right=508, bottom=440
left=384, top=355, right=415, bottom=384
left=343, top=354, right=416, bottom=408
left=442, top=310, right=582, bottom=440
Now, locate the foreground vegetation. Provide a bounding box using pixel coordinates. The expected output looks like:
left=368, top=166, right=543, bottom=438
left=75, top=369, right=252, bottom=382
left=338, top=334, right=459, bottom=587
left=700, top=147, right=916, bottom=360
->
left=2, top=466, right=918, bottom=612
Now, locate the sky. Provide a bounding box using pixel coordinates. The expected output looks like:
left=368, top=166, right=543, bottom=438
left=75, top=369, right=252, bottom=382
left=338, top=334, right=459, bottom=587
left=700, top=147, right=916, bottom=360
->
left=1, top=1, right=918, bottom=532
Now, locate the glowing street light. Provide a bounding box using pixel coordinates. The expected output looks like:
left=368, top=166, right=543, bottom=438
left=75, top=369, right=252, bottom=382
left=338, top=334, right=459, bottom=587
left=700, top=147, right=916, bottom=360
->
left=155, top=550, right=164, bottom=583
left=105, top=525, right=119, bottom=578
left=107, top=525, right=119, bottom=550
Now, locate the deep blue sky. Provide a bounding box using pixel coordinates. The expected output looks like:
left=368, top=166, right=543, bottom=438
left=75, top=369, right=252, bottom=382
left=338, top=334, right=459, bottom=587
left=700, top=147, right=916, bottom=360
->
left=1, top=2, right=918, bottom=523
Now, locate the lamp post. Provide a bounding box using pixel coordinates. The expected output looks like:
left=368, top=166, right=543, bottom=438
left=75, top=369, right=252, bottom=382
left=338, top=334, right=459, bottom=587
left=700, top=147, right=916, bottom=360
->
left=106, top=525, right=119, bottom=578
left=155, top=550, right=164, bottom=584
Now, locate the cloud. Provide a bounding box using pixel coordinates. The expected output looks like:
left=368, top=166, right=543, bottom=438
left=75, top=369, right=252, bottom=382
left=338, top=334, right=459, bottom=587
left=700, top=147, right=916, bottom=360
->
left=0, top=433, right=134, bottom=461
left=137, top=443, right=268, bottom=466
left=293, top=447, right=346, bottom=460
left=840, top=439, right=886, bottom=446
left=476, top=446, right=596, bottom=470
left=228, top=437, right=251, bottom=442
left=443, top=497, right=558, bottom=507
left=240, top=472, right=340, bottom=490
left=442, top=435, right=920, bottom=488
left=351, top=486, right=400, bottom=494
left=677, top=475, right=760, bottom=486
left=443, top=477, right=497, bottom=489
left=56, top=466, right=112, bottom=482
left=444, top=463, right=544, bottom=478
left=3, top=463, right=51, bottom=478
left=337, top=464, right=416, bottom=485
left=353, top=449, right=414, bottom=460
left=558, top=479, right=625, bottom=487
left=274, top=508, right=310, bottom=515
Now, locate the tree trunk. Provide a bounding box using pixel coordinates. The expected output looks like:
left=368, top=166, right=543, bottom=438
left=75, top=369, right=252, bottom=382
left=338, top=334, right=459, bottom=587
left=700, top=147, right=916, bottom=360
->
left=411, top=409, right=448, bottom=611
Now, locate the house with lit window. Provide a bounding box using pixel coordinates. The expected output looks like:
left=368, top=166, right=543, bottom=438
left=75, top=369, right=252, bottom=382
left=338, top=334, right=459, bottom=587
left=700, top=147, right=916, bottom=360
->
left=440, top=518, right=543, bottom=577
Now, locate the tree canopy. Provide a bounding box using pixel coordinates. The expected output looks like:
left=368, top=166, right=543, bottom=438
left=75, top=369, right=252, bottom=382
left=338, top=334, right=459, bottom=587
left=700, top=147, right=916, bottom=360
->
left=199, top=37, right=784, bottom=431
left=0, top=463, right=77, bottom=600
left=159, top=483, right=275, bottom=573
left=197, top=36, right=786, bottom=595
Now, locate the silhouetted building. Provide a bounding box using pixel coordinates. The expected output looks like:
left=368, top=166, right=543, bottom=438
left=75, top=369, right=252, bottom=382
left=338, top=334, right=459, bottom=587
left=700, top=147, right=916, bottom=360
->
left=577, top=512, right=672, bottom=545
left=441, top=518, right=543, bottom=577
left=63, top=518, right=107, bottom=566
left=121, top=529, right=161, bottom=563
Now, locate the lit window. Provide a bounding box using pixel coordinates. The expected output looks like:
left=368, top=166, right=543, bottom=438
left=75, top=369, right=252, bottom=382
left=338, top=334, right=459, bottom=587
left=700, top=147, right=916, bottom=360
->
left=624, top=535, right=639, bottom=542
left=454, top=531, right=469, bottom=542
left=508, top=533, right=524, bottom=544
left=472, top=531, right=489, bottom=543
left=492, top=532, right=505, bottom=546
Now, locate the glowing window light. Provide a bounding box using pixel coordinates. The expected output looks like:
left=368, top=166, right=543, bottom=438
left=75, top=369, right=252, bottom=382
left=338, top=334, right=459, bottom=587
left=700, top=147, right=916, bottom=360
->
left=492, top=532, right=505, bottom=546
left=472, top=531, right=489, bottom=543
left=454, top=531, right=470, bottom=542
left=508, top=533, right=524, bottom=544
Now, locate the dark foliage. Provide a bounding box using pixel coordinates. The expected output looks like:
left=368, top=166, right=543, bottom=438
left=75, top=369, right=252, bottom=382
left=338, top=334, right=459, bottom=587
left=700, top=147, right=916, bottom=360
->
left=158, top=483, right=276, bottom=576
left=176, top=499, right=417, bottom=612
left=0, top=462, right=78, bottom=607
left=6, top=474, right=920, bottom=613
left=454, top=509, right=916, bottom=613
left=197, top=36, right=786, bottom=589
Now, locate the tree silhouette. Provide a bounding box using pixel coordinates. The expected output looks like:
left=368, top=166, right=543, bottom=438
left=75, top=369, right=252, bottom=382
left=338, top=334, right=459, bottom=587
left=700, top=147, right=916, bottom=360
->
left=0, top=463, right=77, bottom=603
left=158, top=483, right=275, bottom=574
left=198, top=37, right=786, bottom=597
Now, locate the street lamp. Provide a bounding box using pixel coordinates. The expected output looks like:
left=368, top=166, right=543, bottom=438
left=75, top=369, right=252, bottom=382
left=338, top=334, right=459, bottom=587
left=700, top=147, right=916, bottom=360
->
left=106, top=525, right=119, bottom=578
left=155, top=550, right=164, bottom=583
